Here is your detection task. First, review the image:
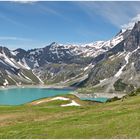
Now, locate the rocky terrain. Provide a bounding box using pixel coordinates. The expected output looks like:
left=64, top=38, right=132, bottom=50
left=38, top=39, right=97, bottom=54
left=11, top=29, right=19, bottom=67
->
left=83, top=22, right=140, bottom=93
left=1, top=21, right=140, bottom=94
left=0, top=29, right=123, bottom=87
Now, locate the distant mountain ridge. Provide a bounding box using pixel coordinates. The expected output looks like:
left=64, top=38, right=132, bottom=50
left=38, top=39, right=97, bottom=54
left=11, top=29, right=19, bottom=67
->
left=0, top=22, right=138, bottom=94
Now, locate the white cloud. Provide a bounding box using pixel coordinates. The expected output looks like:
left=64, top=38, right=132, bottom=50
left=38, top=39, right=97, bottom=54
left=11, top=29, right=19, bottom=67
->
left=77, top=2, right=140, bottom=29
left=0, top=36, right=32, bottom=41
left=36, top=3, right=71, bottom=22
left=11, top=0, right=37, bottom=4
left=121, top=14, right=140, bottom=30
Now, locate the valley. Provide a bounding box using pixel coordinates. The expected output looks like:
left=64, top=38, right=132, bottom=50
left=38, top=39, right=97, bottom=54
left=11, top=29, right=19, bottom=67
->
left=1, top=22, right=140, bottom=99
left=1, top=1, right=140, bottom=139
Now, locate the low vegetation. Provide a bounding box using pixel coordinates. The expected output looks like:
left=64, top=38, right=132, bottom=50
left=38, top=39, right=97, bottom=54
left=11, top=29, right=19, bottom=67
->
left=114, top=79, right=134, bottom=92
left=0, top=94, right=140, bottom=138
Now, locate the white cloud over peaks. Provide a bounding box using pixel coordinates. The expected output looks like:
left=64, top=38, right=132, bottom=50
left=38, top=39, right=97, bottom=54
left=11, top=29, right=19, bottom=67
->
left=121, top=14, right=140, bottom=30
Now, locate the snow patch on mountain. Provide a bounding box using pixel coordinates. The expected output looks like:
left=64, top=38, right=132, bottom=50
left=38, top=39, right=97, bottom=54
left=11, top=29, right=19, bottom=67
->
left=3, top=79, right=8, bottom=86
left=34, top=60, right=39, bottom=68
left=115, top=52, right=131, bottom=77
left=21, top=58, right=31, bottom=70
left=32, top=69, right=44, bottom=84
left=114, top=45, right=140, bottom=78
left=21, top=72, right=32, bottom=81
left=11, top=51, right=18, bottom=56
left=84, top=63, right=94, bottom=71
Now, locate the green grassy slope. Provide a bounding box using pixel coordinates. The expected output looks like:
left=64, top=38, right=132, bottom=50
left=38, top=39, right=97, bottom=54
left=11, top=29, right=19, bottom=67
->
left=0, top=94, right=140, bottom=139
left=21, top=69, right=40, bottom=84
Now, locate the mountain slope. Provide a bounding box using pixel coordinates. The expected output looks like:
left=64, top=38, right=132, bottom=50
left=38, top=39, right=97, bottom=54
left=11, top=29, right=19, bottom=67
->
left=0, top=30, right=124, bottom=86
left=83, top=22, right=140, bottom=94
left=0, top=47, right=40, bottom=86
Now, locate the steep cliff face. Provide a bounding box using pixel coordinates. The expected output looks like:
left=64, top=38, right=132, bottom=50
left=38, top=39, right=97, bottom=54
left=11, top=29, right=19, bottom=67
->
left=124, top=21, right=140, bottom=52
left=83, top=22, right=140, bottom=93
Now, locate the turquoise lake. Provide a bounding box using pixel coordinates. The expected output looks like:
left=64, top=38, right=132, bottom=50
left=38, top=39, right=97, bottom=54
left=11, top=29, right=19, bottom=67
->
left=80, top=97, right=108, bottom=103
left=0, top=88, right=73, bottom=105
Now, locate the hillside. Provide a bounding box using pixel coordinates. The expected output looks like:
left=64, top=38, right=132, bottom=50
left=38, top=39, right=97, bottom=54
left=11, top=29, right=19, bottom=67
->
left=0, top=28, right=124, bottom=87
left=81, top=22, right=140, bottom=94
left=1, top=22, right=140, bottom=96
left=0, top=94, right=140, bottom=139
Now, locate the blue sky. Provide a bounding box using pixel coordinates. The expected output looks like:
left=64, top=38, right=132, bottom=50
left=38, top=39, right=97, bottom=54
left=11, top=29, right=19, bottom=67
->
left=0, top=1, right=140, bottom=49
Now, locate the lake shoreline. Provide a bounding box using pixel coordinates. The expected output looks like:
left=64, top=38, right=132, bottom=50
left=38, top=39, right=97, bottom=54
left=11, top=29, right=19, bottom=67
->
left=0, top=84, right=76, bottom=90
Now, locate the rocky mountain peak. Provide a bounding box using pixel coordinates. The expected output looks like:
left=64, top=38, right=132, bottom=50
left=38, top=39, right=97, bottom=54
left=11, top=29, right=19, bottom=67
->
left=133, top=21, right=140, bottom=31
left=50, top=42, right=59, bottom=47
left=124, top=21, right=140, bottom=52
left=14, top=48, right=26, bottom=53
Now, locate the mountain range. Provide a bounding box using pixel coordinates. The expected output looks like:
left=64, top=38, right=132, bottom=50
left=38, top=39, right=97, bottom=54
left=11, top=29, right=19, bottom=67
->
left=1, top=21, right=140, bottom=94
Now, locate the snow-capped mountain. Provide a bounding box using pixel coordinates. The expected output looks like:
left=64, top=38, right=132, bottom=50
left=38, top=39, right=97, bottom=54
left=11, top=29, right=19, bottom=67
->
left=10, top=29, right=124, bottom=69
left=84, top=21, right=140, bottom=94
left=0, top=26, right=131, bottom=87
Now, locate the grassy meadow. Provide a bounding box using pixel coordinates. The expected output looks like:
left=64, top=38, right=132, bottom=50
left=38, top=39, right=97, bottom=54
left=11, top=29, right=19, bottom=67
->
left=0, top=94, right=140, bottom=139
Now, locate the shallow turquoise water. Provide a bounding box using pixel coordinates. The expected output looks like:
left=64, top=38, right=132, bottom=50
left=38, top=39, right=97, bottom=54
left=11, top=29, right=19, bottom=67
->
left=0, top=88, right=73, bottom=105
left=80, top=97, right=108, bottom=103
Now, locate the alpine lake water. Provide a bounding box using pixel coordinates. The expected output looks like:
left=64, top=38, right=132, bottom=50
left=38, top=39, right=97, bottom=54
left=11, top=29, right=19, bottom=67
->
left=0, top=87, right=74, bottom=105
left=80, top=97, right=108, bottom=103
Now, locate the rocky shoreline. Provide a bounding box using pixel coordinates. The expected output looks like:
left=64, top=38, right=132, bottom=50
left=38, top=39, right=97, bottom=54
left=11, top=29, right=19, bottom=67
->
left=0, top=84, right=75, bottom=90
left=73, top=92, right=126, bottom=99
